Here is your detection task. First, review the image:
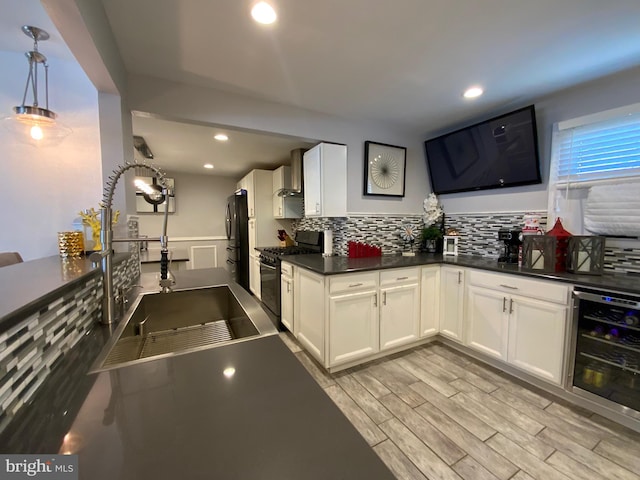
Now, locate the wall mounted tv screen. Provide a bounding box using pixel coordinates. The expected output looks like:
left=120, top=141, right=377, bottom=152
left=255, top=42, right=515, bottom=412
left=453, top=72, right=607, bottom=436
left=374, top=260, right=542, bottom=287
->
left=424, top=105, right=541, bottom=195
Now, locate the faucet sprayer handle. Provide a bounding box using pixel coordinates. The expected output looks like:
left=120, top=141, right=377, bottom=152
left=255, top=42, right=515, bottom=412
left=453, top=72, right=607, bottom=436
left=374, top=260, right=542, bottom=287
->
left=160, top=250, right=169, bottom=280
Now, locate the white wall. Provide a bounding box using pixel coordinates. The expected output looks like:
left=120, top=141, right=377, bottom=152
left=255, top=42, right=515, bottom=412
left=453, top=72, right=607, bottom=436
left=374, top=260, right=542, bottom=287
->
left=127, top=74, right=429, bottom=216
left=0, top=50, right=101, bottom=261
left=437, top=66, right=640, bottom=215
left=137, top=171, right=237, bottom=238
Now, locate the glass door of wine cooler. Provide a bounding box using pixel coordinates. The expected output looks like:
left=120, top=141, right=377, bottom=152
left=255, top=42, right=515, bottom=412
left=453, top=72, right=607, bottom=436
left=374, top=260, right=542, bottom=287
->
left=571, top=288, right=640, bottom=417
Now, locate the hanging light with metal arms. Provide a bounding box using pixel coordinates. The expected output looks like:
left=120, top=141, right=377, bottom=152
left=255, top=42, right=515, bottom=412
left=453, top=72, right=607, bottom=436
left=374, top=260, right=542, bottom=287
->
left=3, top=25, right=72, bottom=146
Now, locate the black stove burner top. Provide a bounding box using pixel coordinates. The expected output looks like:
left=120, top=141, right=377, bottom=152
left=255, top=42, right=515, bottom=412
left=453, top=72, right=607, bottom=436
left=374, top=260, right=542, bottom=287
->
left=262, top=246, right=317, bottom=256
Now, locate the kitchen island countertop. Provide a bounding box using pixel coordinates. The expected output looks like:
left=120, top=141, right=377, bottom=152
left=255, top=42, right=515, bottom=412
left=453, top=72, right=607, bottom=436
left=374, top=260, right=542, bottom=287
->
left=282, top=253, right=640, bottom=295
left=0, top=268, right=394, bottom=480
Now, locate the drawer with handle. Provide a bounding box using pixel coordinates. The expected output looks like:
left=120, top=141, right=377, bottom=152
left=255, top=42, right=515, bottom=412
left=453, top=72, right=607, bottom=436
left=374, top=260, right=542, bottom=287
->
left=380, top=267, right=419, bottom=286
left=329, top=272, right=377, bottom=294
left=468, top=269, right=569, bottom=305
left=280, top=261, right=294, bottom=277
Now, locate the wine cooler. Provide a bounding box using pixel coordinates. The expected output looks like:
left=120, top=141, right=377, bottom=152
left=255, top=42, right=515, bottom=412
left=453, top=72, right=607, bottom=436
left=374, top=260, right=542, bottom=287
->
left=568, top=287, right=640, bottom=420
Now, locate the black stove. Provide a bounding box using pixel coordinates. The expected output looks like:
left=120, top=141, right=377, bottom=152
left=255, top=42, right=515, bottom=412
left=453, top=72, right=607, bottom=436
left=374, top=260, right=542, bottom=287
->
left=258, top=231, right=323, bottom=325
left=259, top=246, right=318, bottom=265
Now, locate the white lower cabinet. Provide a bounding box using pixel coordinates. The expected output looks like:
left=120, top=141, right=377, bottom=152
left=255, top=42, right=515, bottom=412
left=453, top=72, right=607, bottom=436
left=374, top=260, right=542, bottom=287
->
left=290, top=262, right=569, bottom=387
left=466, top=269, right=569, bottom=385
left=508, top=295, right=567, bottom=384
left=439, top=266, right=465, bottom=342
left=379, top=283, right=420, bottom=350
left=328, top=268, right=419, bottom=367
left=420, top=266, right=440, bottom=337
left=329, top=289, right=378, bottom=366
left=296, top=268, right=325, bottom=363
left=280, top=262, right=294, bottom=333
left=249, top=254, right=261, bottom=300
left=466, top=285, right=509, bottom=360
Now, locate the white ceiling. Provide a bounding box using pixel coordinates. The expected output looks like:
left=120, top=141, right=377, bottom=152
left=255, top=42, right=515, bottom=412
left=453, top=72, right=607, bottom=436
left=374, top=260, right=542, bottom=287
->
left=3, top=1, right=640, bottom=178
left=131, top=113, right=315, bottom=176
left=101, top=0, right=640, bottom=132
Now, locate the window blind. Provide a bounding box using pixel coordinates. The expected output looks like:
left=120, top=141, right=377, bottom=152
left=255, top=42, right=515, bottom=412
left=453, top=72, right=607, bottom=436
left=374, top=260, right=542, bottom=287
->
left=552, top=109, right=640, bottom=186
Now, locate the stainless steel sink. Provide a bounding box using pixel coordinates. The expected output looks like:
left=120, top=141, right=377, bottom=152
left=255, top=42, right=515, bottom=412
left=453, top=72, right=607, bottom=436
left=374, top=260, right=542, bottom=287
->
left=91, top=284, right=270, bottom=372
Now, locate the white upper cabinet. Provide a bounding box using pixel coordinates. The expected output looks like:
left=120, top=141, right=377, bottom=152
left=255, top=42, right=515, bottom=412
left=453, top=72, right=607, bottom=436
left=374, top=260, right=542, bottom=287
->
left=303, top=143, right=347, bottom=217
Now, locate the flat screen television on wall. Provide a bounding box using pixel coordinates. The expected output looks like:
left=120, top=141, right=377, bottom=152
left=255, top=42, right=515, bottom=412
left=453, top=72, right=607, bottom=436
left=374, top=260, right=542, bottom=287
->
left=424, top=105, right=542, bottom=195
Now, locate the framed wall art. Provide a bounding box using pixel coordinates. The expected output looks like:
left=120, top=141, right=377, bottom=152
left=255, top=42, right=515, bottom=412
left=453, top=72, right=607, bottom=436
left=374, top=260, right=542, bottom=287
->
left=364, top=141, right=406, bottom=197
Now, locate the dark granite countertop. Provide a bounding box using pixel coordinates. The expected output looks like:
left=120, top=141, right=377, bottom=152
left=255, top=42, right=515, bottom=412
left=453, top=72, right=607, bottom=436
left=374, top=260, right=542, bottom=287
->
left=60, top=335, right=393, bottom=479
left=0, top=253, right=130, bottom=333
left=282, top=253, right=640, bottom=295
left=0, top=268, right=393, bottom=479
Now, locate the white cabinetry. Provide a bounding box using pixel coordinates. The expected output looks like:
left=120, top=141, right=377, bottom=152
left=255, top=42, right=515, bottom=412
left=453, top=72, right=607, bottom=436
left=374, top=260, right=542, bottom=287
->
left=272, top=166, right=303, bottom=219
left=303, top=143, right=347, bottom=217
left=329, top=274, right=379, bottom=366
left=466, top=270, right=569, bottom=384
left=293, top=266, right=421, bottom=370
left=379, top=269, right=420, bottom=350
left=248, top=219, right=259, bottom=298
left=250, top=254, right=261, bottom=300
left=466, top=285, right=509, bottom=360
left=508, top=295, right=567, bottom=384
left=296, top=268, right=326, bottom=363
left=236, top=173, right=255, bottom=218
left=440, top=266, right=465, bottom=343
left=280, top=262, right=295, bottom=333
left=327, top=268, right=419, bottom=367
left=420, top=265, right=440, bottom=337
left=241, top=169, right=292, bottom=297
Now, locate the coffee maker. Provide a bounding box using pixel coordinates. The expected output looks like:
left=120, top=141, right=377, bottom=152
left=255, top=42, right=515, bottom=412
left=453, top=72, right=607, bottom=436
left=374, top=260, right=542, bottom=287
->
left=498, top=229, right=522, bottom=264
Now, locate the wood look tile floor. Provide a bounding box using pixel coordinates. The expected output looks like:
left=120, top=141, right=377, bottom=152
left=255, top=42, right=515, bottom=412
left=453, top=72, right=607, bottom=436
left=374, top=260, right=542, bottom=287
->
left=279, top=333, right=640, bottom=480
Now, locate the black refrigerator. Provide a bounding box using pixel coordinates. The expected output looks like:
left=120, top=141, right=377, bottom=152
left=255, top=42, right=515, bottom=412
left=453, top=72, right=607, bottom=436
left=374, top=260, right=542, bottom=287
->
left=225, top=191, right=249, bottom=291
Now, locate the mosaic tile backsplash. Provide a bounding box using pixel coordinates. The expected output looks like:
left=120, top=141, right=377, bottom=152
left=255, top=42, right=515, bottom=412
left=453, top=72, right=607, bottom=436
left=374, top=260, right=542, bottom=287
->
left=294, top=211, right=639, bottom=274
left=0, top=255, right=139, bottom=434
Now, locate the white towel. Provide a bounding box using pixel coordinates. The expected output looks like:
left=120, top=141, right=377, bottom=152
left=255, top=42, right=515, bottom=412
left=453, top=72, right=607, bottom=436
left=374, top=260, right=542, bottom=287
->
left=583, top=182, right=640, bottom=236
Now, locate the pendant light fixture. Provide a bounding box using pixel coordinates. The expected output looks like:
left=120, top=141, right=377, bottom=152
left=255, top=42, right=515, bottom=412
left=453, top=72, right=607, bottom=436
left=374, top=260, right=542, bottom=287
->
left=3, top=25, right=71, bottom=147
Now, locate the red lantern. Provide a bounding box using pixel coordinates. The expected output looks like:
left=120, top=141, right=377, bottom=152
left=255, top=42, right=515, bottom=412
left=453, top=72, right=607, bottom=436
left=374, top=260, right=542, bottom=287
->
left=546, top=218, right=572, bottom=272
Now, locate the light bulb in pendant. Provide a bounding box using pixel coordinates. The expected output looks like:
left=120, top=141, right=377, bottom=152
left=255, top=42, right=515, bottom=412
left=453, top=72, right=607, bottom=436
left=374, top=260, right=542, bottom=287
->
left=30, top=125, right=43, bottom=140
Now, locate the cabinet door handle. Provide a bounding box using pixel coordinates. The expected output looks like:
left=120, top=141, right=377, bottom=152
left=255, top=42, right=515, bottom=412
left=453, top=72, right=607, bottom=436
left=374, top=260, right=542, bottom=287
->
left=348, top=283, right=363, bottom=288
left=286, top=281, right=290, bottom=293
left=316, top=202, right=320, bottom=213
left=509, top=298, right=514, bottom=314
left=503, top=297, right=507, bottom=312
left=383, top=291, right=387, bottom=305
left=500, top=284, right=518, bottom=290
left=396, top=276, right=408, bottom=281
left=458, top=272, right=462, bottom=284
left=374, top=293, right=377, bottom=307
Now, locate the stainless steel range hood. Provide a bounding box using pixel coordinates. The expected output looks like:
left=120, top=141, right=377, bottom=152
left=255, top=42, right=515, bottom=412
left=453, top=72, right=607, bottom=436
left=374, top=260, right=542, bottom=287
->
left=277, top=148, right=306, bottom=197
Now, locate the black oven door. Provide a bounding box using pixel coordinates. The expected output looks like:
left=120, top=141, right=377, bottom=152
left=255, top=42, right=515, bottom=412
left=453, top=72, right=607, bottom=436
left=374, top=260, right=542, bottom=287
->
left=260, top=261, right=280, bottom=317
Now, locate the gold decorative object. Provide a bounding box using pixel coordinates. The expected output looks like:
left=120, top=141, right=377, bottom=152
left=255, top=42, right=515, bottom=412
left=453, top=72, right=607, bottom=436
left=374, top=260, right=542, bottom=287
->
left=58, top=231, right=84, bottom=258
left=79, top=208, right=120, bottom=251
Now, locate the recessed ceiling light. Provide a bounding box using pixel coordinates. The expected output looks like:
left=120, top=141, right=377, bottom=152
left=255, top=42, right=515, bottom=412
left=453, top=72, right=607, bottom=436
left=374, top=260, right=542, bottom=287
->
left=204, top=164, right=214, bottom=169
left=463, top=86, right=484, bottom=99
left=251, top=1, right=277, bottom=24
left=214, top=133, right=229, bottom=141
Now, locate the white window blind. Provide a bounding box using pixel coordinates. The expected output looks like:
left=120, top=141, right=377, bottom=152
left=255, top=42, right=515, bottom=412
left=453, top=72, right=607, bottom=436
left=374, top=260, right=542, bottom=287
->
left=551, top=105, right=640, bottom=186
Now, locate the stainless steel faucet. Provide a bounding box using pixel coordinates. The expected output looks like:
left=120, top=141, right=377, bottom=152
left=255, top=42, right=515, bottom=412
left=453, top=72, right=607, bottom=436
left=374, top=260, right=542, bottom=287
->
left=90, top=162, right=173, bottom=325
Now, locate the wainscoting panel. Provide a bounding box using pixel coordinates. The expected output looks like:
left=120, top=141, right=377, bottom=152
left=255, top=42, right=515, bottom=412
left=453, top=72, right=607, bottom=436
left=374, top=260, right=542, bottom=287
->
left=189, top=245, right=218, bottom=270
